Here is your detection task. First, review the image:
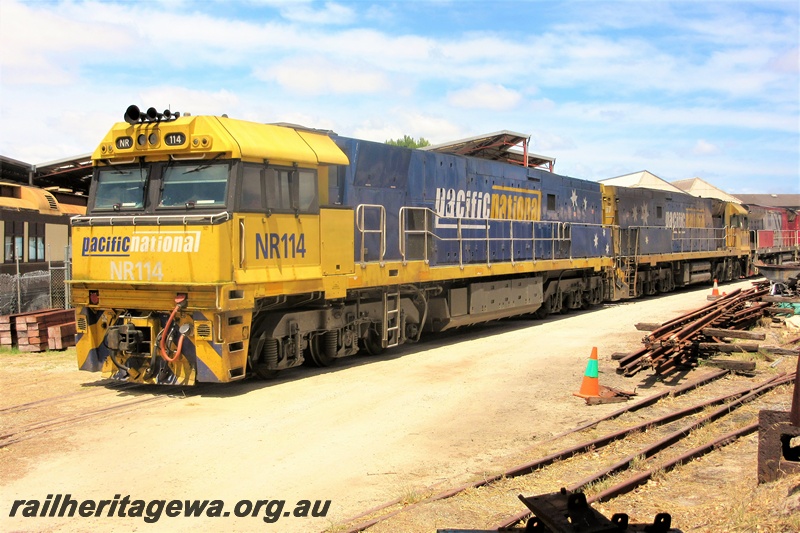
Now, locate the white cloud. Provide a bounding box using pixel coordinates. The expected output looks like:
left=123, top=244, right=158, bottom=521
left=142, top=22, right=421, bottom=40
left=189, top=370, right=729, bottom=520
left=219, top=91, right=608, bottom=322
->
left=255, top=57, right=391, bottom=95
left=529, top=131, right=576, bottom=152
left=769, top=47, right=800, bottom=74
left=0, top=0, right=796, bottom=193
left=278, top=2, right=356, bottom=25
left=138, top=87, right=241, bottom=118
left=554, top=102, right=797, bottom=134
left=351, top=111, right=462, bottom=145
left=0, top=1, right=134, bottom=84
left=692, top=139, right=721, bottom=156
left=447, top=83, right=522, bottom=111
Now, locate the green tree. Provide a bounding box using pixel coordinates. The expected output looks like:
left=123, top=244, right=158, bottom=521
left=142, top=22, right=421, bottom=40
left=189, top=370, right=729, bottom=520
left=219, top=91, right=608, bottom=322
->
left=385, top=135, right=431, bottom=149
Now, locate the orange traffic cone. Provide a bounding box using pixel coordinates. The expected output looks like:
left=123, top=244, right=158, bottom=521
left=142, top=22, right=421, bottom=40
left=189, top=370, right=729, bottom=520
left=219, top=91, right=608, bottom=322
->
left=574, top=347, right=600, bottom=399
left=707, top=279, right=720, bottom=301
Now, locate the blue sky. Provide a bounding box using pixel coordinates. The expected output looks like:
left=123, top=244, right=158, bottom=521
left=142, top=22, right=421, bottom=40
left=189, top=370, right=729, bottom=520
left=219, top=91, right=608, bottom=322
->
left=1, top=0, right=798, bottom=193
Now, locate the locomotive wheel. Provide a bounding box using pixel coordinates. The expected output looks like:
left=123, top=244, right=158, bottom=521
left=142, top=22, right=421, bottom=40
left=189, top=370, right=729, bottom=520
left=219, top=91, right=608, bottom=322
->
left=253, top=363, right=277, bottom=379
left=361, top=330, right=385, bottom=356
left=307, top=332, right=337, bottom=367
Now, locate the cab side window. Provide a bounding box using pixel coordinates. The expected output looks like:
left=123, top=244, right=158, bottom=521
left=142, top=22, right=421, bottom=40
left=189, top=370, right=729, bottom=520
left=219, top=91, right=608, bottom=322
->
left=297, top=170, right=318, bottom=211
left=240, top=164, right=318, bottom=214
left=241, top=165, right=265, bottom=211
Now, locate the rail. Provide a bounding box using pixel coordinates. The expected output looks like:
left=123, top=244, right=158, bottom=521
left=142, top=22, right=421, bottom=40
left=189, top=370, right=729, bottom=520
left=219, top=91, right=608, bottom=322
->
left=355, top=204, right=386, bottom=266
left=71, top=211, right=231, bottom=226
left=626, top=225, right=728, bottom=255
left=385, top=207, right=763, bottom=267
left=755, top=229, right=800, bottom=250
left=399, top=206, right=609, bottom=268
left=672, top=226, right=727, bottom=253
left=726, top=225, right=750, bottom=248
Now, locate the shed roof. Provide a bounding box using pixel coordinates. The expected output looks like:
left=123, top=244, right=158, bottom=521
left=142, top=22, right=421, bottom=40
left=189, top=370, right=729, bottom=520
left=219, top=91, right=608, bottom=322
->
left=422, top=131, right=555, bottom=170
left=0, top=153, right=92, bottom=194
left=599, top=170, right=686, bottom=194
left=733, top=194, right=800, bottom=209
left=671, top=177, right=742, bottom=203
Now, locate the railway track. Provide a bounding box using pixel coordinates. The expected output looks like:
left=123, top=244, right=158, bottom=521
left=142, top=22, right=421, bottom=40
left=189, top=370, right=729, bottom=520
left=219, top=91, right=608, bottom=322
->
left=330, top=368, right=796, bottom=532
left=0, top=380, right=141, bottom=415
left=0, top=381, right=204, bottom=449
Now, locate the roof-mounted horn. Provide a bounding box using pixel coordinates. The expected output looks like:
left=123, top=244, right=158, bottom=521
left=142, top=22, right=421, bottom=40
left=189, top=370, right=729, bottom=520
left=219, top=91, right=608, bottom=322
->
left=124, top=105, right=181, bottom=124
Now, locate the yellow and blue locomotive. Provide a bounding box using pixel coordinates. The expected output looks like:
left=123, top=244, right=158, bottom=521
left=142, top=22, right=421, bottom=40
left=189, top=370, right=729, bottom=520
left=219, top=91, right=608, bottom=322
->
left=70, top=106, right=789, bottom=384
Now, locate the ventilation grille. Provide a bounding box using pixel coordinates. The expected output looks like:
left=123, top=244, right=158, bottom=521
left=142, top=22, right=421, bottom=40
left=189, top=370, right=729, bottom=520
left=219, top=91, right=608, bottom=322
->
left=43, top=192, right=59, bottom=210
left=77, top=316, right=88, bottom=332
left=195, top=322, right=212, bottom=340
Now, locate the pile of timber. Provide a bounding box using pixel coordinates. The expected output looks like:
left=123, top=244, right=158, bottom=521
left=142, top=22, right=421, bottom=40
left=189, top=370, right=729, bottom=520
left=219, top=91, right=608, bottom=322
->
left=0, top=309, right=76, bottom=352
left=615, top=284, right=799, bottom=377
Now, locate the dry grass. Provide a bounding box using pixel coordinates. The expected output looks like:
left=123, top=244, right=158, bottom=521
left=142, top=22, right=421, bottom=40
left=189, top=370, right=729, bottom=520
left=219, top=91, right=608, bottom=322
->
left=331, top=346, right=800, bottom=533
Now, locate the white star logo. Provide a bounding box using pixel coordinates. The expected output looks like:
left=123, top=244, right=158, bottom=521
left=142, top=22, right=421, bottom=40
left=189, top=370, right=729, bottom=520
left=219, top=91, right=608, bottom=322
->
left=605, top=243, right=610, bottom=255
left=641, top=203, right=649, bottom=225
left=602, top=228, right=606, bottom=237
left=632, top=206, right=638, bottom=222
left=570, top=189, right=578, bottom=208
left=583, top=198, right=587, bottom=210
left=645, top=235, right=650, bottom=245
left=594, top=233, right=599, bottom=248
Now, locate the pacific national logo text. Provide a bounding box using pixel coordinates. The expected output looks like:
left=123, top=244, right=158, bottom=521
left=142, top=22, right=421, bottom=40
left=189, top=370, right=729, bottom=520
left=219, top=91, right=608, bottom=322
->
left=81, top=232, right=201, bottom=257
left=434, top=186, right=541, bottom=222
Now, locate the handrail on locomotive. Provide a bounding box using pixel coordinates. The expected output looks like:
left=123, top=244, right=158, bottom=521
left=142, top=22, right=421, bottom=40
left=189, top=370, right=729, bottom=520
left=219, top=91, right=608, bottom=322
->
left=393, top=207, right=749, bottom=269
left=355, top=203, right=386, bottom=267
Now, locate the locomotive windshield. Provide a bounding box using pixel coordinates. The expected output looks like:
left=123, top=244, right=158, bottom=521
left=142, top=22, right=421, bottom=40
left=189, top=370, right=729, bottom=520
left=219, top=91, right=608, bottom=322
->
left=159, top=162, right=229, bottom=208
left=94, top=167, right=148, bottom=209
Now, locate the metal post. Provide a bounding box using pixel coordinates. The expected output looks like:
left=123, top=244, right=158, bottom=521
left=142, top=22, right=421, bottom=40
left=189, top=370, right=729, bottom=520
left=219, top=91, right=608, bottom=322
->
left=48, top=244, right=53, bottom=309
left=65, top=245, right=71, bottom=309
left=15, top=255, right=21, bottom=314
left=791, top=354, right=800, bottom=427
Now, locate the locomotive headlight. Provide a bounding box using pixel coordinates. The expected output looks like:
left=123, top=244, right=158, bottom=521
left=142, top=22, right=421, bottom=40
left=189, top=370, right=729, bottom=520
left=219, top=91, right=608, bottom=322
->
left=191, top=136, right=212, bottom=148
left=148, top=132, right=158, bottom=145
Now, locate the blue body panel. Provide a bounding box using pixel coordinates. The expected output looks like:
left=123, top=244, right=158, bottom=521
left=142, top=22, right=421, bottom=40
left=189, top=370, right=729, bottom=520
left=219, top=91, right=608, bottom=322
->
left=611, top=186, right=720, bottom=256
left=331, top=137, right=611, bottom=267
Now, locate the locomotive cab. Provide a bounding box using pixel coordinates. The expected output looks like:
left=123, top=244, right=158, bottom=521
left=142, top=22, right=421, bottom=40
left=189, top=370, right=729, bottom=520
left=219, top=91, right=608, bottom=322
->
left=71, top=108, right=352, bottom=384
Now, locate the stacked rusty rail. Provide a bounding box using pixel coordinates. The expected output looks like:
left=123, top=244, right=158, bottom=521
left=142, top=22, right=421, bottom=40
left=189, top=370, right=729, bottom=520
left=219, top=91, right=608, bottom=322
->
left=617, top=285, right=769, bottom=377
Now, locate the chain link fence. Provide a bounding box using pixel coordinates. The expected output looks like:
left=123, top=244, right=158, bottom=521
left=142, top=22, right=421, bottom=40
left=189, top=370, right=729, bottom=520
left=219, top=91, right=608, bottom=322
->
left=0, top=247, right=72, bottom=316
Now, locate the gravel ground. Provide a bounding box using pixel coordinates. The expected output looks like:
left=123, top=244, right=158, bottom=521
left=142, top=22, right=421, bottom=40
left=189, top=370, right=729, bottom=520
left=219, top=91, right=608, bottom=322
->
left=1, top=278, right=798, bottom=532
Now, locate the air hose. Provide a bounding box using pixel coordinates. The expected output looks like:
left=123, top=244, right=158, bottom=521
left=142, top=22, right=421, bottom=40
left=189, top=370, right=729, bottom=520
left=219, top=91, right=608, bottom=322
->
left=159, top=295, right=187, bottom=363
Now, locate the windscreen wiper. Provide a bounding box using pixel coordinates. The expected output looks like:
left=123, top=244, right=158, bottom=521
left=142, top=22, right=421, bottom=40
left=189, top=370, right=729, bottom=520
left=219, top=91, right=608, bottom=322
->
left=182, top=153, right=224, bottom=174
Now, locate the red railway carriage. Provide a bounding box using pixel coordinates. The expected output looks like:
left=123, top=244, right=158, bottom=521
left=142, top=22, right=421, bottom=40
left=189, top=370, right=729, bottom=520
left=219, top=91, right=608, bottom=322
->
left=746, top=204, right=799, bottom=255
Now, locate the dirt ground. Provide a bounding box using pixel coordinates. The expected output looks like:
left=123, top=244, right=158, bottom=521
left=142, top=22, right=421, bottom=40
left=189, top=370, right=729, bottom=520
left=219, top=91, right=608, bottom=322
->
left=1, top=279, right=798, bottom=532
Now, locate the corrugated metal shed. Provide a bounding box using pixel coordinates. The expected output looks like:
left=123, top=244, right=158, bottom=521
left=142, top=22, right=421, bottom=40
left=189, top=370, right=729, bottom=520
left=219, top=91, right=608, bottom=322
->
left=599, top=170, right=686, bottom=194
left=421, top=131, right=555, bottom=171
left=734, top=194, right=800, bottom=209
left=0, top=153, right=92, bottom=194
left=672, top=177, right=742, bottom=204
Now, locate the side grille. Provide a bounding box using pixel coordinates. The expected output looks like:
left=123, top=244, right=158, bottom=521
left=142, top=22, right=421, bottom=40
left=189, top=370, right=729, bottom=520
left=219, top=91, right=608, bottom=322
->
left=195, top=322, right=212, bottom=340
left=43, top=192, right=59, bottom=210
